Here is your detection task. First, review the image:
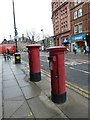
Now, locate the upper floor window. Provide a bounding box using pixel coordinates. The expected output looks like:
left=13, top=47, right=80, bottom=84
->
left=74, top=0, right=81, bottom=6
left=78, top=0, right=81, bottom=4
left=74, top=11, right=77, bottom=19
left=78, top=8, right=82, bottom=17
left=74, top=0, right=77, bottom=6
left=78, top=23, right=82, bottom=33
left=74, top=25, right=78, bottom=34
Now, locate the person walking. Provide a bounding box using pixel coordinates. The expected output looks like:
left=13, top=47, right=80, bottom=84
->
left=83, top=45, right=87, bottom=54
left=73, top=46, right=77, bottom=54
left=3, top=52, right=6, bottom=61
left=6, top=49, right=11, bottom=60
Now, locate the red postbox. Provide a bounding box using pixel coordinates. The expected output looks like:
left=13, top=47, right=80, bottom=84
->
left=48, top=46, right=67, bottom=104
left=26, top=44, right=41, bottom=82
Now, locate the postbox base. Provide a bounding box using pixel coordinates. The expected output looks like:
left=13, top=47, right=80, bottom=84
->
left=51, top=91, right=66, bottom=104
left=30, top=72, right=41, bottom=82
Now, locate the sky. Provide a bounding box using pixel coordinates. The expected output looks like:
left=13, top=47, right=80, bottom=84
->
left=0, top=0, right=53, bottom=43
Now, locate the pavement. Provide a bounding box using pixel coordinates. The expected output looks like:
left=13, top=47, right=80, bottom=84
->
left=0, top=54, right=89, bottom=119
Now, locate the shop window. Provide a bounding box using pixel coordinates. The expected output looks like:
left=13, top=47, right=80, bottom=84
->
left=78, top=8, right=82, bottom=17
left=74, top=11, right=77, bottom=19
left=78, top=24, right=82, bottom=33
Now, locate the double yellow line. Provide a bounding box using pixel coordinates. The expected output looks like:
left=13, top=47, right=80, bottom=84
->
left=41, top=69, right=90, bottom=99
left=23, top=61, right=90, bottom=99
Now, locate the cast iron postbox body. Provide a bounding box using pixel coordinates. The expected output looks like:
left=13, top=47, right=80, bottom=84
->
left=48, top=46, right=67, bottom=103
left=27, top=44, right=41, bottom=82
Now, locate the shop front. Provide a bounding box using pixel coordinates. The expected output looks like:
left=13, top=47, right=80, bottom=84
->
left=70, top=33, right=86, bottom=53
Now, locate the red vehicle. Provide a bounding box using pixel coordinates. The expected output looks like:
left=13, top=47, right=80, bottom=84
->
left=0, top=44, right=16, bottom=55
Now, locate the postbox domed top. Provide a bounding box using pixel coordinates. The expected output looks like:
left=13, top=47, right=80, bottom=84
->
left=26, top=44, right=41, bottom=48
left=47, top=46, right=67, bottom=52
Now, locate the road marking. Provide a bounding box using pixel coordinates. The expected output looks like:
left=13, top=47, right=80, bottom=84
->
left=40, top=59, right=49, bottom=63
left=65, top=58, right=90, bottom=63
left=41, top=68, right=90, bottom=99
left=40, top=54, right=49, bottom=57
left=23, top=60, right=90, bottom=99
left=70, top=67, right=90, bottom=74
left=65, top=61, right=88, bottom=66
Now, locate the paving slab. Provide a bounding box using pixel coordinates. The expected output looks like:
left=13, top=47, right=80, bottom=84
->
left=15, top=74, right=26, bottom=81
left=6, top=95, right=25, bottom=101
left=0, top=83, right=2, bottom=92
left=12, top=70, right=24, bottom=75
left=35, top=79, right=51, bottom=97
left=3, top=80, right=18, bottom=88
left=17, top=78, right=30, bottom=87
left=36, top=78, right=51, bottom=91
left=4, top=100, right=25, bottom=118
left=4, top=86, right=23, bottom=100
left=2, top=71, right=13, bottom=76
left=10, top=102, right=34, bottom=118
left=56, top=88, right=88, bottom=118
left=21, top=82, right=41, bottom=100
left=27, top=94, right=67, bottom=118
left=0, top=105, right=2, bottom=117
left=3, top=75, right=15, bottom=81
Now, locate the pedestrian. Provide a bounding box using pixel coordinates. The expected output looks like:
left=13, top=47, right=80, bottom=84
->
left=83, top=45, right=86, bottom=54
left=73, top=46, right=77, bottom=54
left=86, top=46, right=89, bottom=53
left=3, top=53, right=6, bottom=61
left=6, top=49, right=11, bottom=60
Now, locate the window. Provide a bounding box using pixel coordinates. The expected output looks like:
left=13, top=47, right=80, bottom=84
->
left=78, top=0, right=81, bottom=4
left=74, top=11, right=77, bottom=19
left=78, top=24, right=82, bottom=33
left=78, top=8, right=82, bottom=17
left=74, top=25, right=78, bottom=34
left=74, top=0, right=77, bottom=6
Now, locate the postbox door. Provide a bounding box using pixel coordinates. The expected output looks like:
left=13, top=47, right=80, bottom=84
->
left=50, top=55, right=60, bottom=94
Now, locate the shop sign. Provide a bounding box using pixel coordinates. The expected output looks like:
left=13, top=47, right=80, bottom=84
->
left=62, top=37, right=69, bottom=44
left=71, top=33, right=85, bottom=42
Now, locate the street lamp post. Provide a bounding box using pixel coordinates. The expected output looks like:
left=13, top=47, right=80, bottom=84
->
left=41, top=29, right=45, bottom=51
left=12, top=0, right=18, bottom=52
left=41, top=29, right=44, bottom=40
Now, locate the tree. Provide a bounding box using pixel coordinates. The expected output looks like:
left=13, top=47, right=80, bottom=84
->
left=25, top=30, right=40, bottom=44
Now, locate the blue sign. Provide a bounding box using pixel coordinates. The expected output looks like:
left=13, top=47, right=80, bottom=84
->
left=62, top=37, right=69, bottom=43
left=71, top=33, right=85, bottom=43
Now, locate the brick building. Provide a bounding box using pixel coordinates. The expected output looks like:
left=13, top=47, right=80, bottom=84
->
left=70, top=0, right=90, bottom=52
left=51, top=0, right=71, bottom=49
left=51, top=0, right=90, bottom=52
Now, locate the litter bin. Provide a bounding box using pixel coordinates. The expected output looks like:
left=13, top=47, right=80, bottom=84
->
left=15, top=53, right=21, bottom=64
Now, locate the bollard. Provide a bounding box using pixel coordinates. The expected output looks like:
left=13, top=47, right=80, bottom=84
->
left=26, top=44, right=41, bottom=82
left=47, top=46, right=67, bottom=104
left=15, top=53, right=21, bottom=64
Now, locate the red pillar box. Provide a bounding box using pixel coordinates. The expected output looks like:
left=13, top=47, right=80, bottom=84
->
left=26, top=44, right=41, bottom=82
left=48, top=46, right=67, bottom=104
